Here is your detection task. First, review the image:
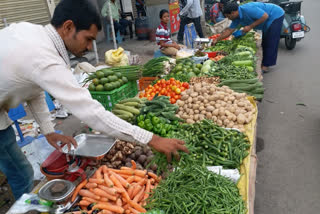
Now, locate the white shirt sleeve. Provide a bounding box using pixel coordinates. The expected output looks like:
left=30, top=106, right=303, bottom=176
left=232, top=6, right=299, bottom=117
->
left=180, top=0, right=193, bottom=16
left=30, top=61, right=153, bottom=144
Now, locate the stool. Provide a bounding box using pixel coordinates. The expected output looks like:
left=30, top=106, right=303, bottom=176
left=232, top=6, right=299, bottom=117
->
left=184, top=23, right=197, bottom=48
left=154, top=49, right=166, bottom=58
left=106, top=23, right=123, bottom=44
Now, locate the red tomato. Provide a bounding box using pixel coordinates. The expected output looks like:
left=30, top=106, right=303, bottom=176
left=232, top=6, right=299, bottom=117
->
left=170, top=98, right=176, bottom=104
left=180, top=87, right=185, bottom=91
left=170, top=78, right=175, bottom=82
left=174, top=95, right=179, bottom=100
left=160, top=79, right=166, bottom=84
left=182, top=82, right=190, bottom=89
left=176, top=80, right=181, bottom=84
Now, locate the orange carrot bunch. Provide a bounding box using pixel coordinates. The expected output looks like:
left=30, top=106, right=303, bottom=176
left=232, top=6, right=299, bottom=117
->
left=71, top=161, right=161, bottom=214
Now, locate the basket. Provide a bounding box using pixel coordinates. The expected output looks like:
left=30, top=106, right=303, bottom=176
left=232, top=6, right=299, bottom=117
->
left=205, top=52, right=217, bottom=58
left=139, top=77, right=158, bottom=91
left=90, top=81, right=137, bottom=111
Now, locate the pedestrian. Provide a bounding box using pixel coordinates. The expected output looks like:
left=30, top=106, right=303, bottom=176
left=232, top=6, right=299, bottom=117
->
left=136, top=0, right=146, bottom=17
left=212, top=2, right=284, bottom=73
left=210, top=0, right=228, bottom=24
left=177, top=0, right=204, bottom=44
left=0, top=0, right=188, bottom=200
left=101, top=0, right=133, bottom=40
left=156, top=9, right=183, bottom=57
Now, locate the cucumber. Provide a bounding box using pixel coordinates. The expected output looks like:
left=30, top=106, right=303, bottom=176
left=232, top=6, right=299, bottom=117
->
left=161, top=112, right=184, bottom=122
left=219, top=78, right=259, bottom=86
left=118, top=97, right=141, bottom=104
left=114, top=104, right=140, bottom=115
left=231, top=82, right=263, bottom=91
left=232, top=60, right=253, bottom=67
left=114, top=113, right=131, bottom=120
left=112, top=109, right=133, bottom=118
left=145, top=100, right=166, bottom=108
left=123, top=102, right=140, bottom=107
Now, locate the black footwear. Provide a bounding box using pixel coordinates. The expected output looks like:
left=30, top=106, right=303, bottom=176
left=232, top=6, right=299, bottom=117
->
left=262, top=70, right=269, bottom=74
left=177, top=40, right=184, bottom=45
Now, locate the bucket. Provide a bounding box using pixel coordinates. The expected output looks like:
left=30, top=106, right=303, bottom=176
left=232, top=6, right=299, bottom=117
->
left=135, top=17, right=149, bottom=40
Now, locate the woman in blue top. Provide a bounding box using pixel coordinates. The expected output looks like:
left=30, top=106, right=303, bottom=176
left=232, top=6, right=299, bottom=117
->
left=212, top=2, right=284, bottom=73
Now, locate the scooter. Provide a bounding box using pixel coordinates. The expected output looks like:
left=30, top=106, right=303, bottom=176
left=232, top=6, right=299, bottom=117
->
left=269, top=0, right=310, bottom=50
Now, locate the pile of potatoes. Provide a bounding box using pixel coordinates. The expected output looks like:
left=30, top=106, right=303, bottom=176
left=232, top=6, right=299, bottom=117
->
left=175, top=82, right=255, bottom=132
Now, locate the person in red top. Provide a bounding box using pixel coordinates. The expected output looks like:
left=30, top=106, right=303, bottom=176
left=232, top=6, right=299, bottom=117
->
left=210, top=0, right=228, bottom=24
left=156, top=9, right=181, bottom=56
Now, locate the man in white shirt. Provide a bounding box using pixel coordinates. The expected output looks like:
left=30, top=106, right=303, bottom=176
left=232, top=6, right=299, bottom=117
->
left=0, top=0, right=188, bottom=199
left=177, top=0, right=204, bottom=44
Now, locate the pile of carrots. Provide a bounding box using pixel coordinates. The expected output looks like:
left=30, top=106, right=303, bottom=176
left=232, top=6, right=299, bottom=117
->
left=70, top=160, right=161, bottom=214
left=211, top=55, right=225, bottom=62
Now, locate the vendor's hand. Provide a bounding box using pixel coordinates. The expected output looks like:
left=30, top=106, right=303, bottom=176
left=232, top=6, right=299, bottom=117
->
left=45, top=133, right=77, bottom=152
left=148, top=135, right=189, bottom=162
left=242, top=25, right=252, bottom=33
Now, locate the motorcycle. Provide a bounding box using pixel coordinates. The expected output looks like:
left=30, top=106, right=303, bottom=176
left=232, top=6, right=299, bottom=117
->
left=269, top=0, right=310, bottom=50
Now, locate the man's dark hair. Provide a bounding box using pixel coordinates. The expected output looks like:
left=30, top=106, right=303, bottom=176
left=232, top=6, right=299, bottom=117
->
left=51, top=0, right=102, bottom=31
left=159, top=9, right=169, bottom=19
left=223, top=2, right=239, bottom=15
left=220, top=0, right=229, bottom=5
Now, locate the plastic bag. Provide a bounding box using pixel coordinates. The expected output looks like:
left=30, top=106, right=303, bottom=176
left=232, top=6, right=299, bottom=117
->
left=6, top=194, right=52, bottom=214
left=105, top=47, right=129, bottom=66
left=176, top=49, right=194, bottom=59
left=207, top=166, right=240, bottom=183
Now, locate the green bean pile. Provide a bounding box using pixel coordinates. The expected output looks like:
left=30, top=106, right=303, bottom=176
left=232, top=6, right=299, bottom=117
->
left=146, top=165, right=246, bottom=214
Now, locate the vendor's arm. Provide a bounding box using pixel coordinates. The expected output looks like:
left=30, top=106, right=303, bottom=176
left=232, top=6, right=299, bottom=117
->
left=243, top=13, right=268, bottom=33
left=179, top=0, right=193, bottom=16
left=26, top=92, right=77, bottom=151
left=212, top=28, right=235, bottom=45
left=31, top=61, right=188, bottom=161
left=159, top=41, right=180, bottom=49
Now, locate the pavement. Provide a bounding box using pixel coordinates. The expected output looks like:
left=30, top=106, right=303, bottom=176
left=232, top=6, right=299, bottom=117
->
left=254, top=0, right=320, bottom=213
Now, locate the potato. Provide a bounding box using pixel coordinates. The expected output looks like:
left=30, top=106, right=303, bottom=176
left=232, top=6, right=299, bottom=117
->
left=201, top=88, right=207, bottom=94
left=237, top=113, right=246, bottom=124
left=178, top=111, right=183, bottom=116
left=210, top=101, right=216, bottom=106
left=237, top=102, right=245, bottom=107
left=213, top=109, right=219, bottom=116
left=227, top=101, right=232, bottom=105
left=187, top=97, right=193, bottom=103
left=193, top=104, right=200, bottom=110
left=192, top=97, right=198, bottom=103
left=194, top=110, right=200, bottom=114
left=232, top=114, right=237, bottom=121
left=227, top=114, right=233, bottom=121
left=181, top=95, right=189, bottom=101
left=215, top=103, right=221, bottom=108
left=204, top=100, right=209, bottom=104
left=201, top=110, right=206, bottom=115
left=199, top=114, right=205, bottom=120
left=198, top=96, right=205, bottom=101
left=176, top=100, right=185, bottom=107
left=209, top=87, right=216, bottom=93
left=221, top=115, right=226, bottom=121
left=227, top=121, right=234, bottom=128
left=188, top=103, right=193, bottom=108
left=206, top=106, right=215, bottom=112
left=189, top=109, right=194, bottom=115
left=190, top=92, right=199, bottom=97
left=221, top=102, right=227, bottom=107
left=224, top=97, right=229, bottom=102
left=199, top=106, right=205, bottom=111
left=182, top=114, right=189, bottom=119
left=212, top=115, right=218, bottom=122
left=219, top=108, right=225, bottom=116
left=217, top=119, right=223, bottom=126
left=206, top=112, right=212, bottom=118
left=186, top=119, right=195, bottom=124
left=194, top=86, right=202, bottom=93
left=223, top=119, right=230, bottom=126
left=194, top=114, right=200, bottom=121
left=234, top=109, right=241, bottom=116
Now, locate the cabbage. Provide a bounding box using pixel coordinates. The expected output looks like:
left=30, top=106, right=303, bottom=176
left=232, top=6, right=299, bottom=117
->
left=201, top=64, right=211, bottom=73
left=203, top=59, right=213, bottom=67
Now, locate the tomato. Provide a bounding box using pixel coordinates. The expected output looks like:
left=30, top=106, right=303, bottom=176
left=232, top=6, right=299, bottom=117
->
left=157, top=80, right=161, bottom=84
left=170, top=98, right=176, bottom=104
left=169, top=77, right=175, bottom=81
left=174, top=95, right=179, bottom=100
left=182, top=82, right=189, bottom=89
left=175, top=88, right=181, bottom=94
left=171, top=85, right=177, bottom=91
left=139, top=93, right=145, bottom=98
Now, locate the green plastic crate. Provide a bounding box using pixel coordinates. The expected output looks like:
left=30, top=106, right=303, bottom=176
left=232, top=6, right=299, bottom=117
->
left=90, top=81, right=139, bottom=111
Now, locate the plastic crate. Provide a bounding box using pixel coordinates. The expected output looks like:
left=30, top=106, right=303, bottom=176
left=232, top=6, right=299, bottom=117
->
left=127, top=81, right=139, bottom=97
left=139, top=77, right=158, bottom=91
left=90, top=82, right=136, bottom=111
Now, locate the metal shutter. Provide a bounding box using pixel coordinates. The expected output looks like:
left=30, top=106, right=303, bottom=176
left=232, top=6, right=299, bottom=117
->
left=0, top=0, right=51, bottom=29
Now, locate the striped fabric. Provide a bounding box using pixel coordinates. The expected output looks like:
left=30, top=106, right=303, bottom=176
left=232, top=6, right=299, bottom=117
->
left=210, top=3, right=220, bottom=18
left=155, top=22, right=173, bottom=48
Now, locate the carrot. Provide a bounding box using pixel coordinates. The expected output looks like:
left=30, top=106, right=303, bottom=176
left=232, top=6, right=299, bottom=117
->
left=71, top=179, right=88, bottom=202
left=134, top=170, right=147, bottom=177
left=137, top=178, right=147, bottom=186
left=85, top=182, right=98, bottom=189
left=98, top=185, right=117, bottom=195
left=79, top=200, right=91, bottom=206
left=133, top=186, right=145, bottom=203
left=103, top=173, right=114, bottom=187
left=113, top=186, right=125, bottom=193
left=143, top=179, right=151, bottom=201
left=118, top=174, right=131, bottom=179
left=102, top=210, right=113, bottom=214
left=131, top=160, right=137, bottom=170
left=93, top=188, right=117, bottom=201
left=80, top=205, right=87, bottom=211
left=79, top=189, right=100, bottom=200
left=133, top=176, right=143, bottom=183
left=126, top=176, right=135, bottom=183
left=92, top=203, right=125, bottom=214
left=83, top=197, right=98, bottom=203
left=128, top=207, right=140, bottom=214
left=116, top=198, right=122, bottom=207
left=132, top=184, right=142, bottom=197
left=100, top=197, right=110, bottom=202
left=110, top=171, right=130, bottom=188
left=95, top=167, right=103, bottom=180
left=147, top=172, right=159, bottom=182
left=120, top=167, right=132, bottom=170
left=127, top=200, right=147, bottom=213
left=127, top=185, right=135, bottom=199
left=123, top=204, right=130, bottom=210
left=109, top=174, right=125, bottom=190
left=89, top=178, right=104, bottom=184
left=150, top=185, right=155, bottom=190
